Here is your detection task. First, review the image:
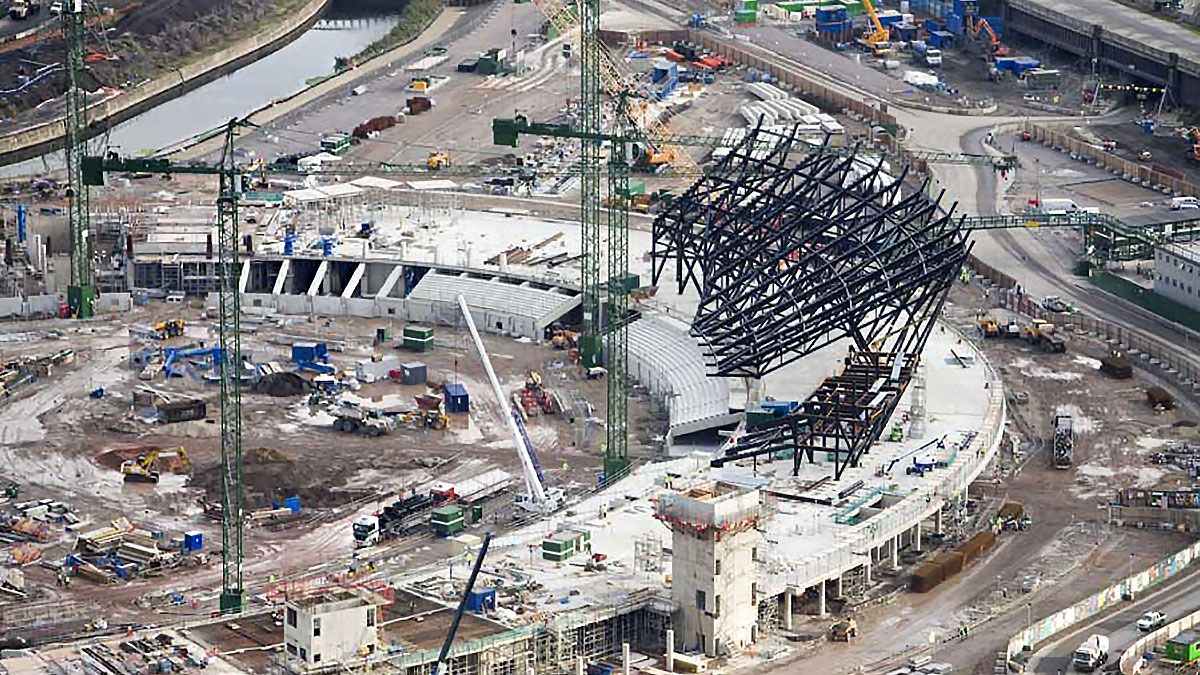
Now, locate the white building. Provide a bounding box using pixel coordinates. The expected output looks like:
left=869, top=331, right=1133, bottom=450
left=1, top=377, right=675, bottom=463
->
left=1154, top=243, right=1200, bottom=312
left=283, top=590, right=379, bottom=668
left=656, top=481, right=761, bottom=657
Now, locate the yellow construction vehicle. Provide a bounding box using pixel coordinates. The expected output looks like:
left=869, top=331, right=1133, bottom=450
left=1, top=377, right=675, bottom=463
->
left=422, top=410, right=449, bottom=430
left=550, top=328, right=579, bottom=350
left=152, top=319, right=186, bottom=339
left=979, top=318, right=1000, bottom=338
left=859, top=0, right=892, bottom=56
left=830, top=618, right=859, bottom=641
left=427, top=151, right=452, bottom=170
left=1021, top=319, right=1054, bottom=342
left=120, top=447, right=190, bottom=483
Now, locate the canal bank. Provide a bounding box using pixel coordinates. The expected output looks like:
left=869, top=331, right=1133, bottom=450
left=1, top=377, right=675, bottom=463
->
left=173, top=6, right=464, bottom=161
left=0, top=0, right=331, bottom=167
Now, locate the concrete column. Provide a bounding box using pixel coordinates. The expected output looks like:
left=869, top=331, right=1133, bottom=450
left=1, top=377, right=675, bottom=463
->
left=817, top=580, right=827, bottom=617
left=577, top=657, right=585, bottom=675
left=865, top=559, right=872, bottom=584
left=836, top=574, right=844, bottom=598
left=891, top=535, right=899, bottom=569
left=783, top=591, right=793, bottom=630
left=935, top=508, right=943, bottom=534
left=915, top=520, right=923, bottom=553
left=666, top=629, right=675, bottom=672
left=623, top=643, right=631, bottom=675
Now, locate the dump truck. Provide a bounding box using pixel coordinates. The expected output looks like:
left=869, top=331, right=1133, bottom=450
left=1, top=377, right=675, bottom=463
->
left=978, top=318, right=1000, bottom=338
left=1071, top=634, right=1109, bottom=672
left=830, top=618, right=858, bottom=641
left=331, top=404, right=396, bottom=437
left=1052, top=414, right=1073, bottom=469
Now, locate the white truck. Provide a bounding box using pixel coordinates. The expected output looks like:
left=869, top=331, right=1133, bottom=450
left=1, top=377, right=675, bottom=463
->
left=1071, top=634, right=1109, bottom=672
left=8, top=0, right=40, bottom=19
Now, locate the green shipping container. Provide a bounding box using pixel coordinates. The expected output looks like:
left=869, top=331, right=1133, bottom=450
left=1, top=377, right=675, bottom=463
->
left=432, top=505, right=465, bottom=537
left=1165, top=633, right=1200, bottom=662
left=741, top=0, right=759, bottom=10
left=735, top=9, right=757, bottom=22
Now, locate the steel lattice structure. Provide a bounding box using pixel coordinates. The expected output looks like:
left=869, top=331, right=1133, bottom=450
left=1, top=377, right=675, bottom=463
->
left=651, top=126, right=971, bottom=480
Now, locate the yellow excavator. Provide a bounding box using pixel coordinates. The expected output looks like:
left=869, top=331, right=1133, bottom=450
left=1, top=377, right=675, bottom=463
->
left=427, top=151, right=452, bottom=170
left=121, top=447, right=190, bottom=483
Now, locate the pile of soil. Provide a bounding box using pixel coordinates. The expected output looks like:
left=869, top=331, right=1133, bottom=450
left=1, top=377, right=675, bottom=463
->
left=190, top=446, right=363, bottom=509
left=253, top=372, right=310, bottom=397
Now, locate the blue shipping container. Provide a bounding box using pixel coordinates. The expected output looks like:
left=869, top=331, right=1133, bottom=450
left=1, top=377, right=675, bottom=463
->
left=928, top=30, right=954, bottom=47
left=946, top=13, right=963, bottom=34
left=466, top=588, right=497, bottom=612
left=924, top=17, right=943, bottom=32
left=444, top=382, right=471, bottom=413
left=183, top=530, right=204, bottom=552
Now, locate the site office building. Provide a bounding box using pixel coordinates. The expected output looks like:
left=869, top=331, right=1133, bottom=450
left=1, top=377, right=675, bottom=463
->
left=283, top=590, right=379, bottom=667
left=1155, top=243, right=1200, bottom=313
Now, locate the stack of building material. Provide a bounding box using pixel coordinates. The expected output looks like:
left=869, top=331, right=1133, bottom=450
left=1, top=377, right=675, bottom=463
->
left=403, top=326, right=435, bottom=352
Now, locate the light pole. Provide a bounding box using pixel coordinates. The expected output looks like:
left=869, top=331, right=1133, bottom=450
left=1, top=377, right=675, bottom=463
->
left=1025, top=603, right=1033, bottom=649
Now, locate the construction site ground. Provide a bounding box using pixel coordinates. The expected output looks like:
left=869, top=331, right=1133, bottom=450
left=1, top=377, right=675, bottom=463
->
left=743, top=278, right=1199, bottom=674
left=0, top=300, right=659, bottom=640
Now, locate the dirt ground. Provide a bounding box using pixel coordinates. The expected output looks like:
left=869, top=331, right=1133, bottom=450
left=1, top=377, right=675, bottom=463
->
left=1064, top=116, right=1200, bottom=187
left=0, top=298, right=662, bottom=641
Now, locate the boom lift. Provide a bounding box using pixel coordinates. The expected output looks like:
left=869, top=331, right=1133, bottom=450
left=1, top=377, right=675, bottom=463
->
left=457, top=295, right=565, bottom=514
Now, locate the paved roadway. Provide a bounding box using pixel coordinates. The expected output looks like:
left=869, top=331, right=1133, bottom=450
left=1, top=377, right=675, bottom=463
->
left=1014, top=0, right=1200, bottom=67
left=1030, top=565, right=1200, bottom=673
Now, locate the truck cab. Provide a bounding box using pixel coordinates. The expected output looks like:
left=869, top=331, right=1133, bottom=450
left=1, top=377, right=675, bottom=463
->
left=352, top=514, right=381, bottom=547
left=925, top=49, right=943, bottom=67
left=1072, top=634, right=1109, bottom=671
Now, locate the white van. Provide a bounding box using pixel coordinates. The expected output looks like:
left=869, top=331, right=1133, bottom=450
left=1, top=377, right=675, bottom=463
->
left=1039, top=198, right=1081, bottom=214
left=166, top=292, right=185, bottom=304
left=1171, top=197, right=1200, bottom=211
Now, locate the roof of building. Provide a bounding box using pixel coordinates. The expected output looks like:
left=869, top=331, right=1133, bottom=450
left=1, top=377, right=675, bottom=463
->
left=627, top=314, right=733, bottom=436
left=407, top=269, right=579, bottom=328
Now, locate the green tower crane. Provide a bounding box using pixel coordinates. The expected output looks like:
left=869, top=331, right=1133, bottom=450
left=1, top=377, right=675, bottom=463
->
left=80, top=120, right=248, bottom=613
left=63, top=0, right=94, bottom=319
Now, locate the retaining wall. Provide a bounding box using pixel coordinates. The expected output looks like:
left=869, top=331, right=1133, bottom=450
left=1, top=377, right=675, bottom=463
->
left=0, top=0, right=329, bottom=165
left=1119, top=607, right=1200, bottom=673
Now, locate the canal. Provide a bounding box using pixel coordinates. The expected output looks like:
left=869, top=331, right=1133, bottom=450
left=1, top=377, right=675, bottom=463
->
left=3, top=0, right=401, bottom=175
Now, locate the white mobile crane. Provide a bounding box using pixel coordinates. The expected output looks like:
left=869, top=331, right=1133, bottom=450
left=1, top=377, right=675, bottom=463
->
left=457, top=295, right=565, bottom=514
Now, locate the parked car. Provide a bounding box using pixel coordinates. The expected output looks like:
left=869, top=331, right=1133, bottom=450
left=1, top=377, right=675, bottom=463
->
left=1136, top=611, right=1167, bottom=631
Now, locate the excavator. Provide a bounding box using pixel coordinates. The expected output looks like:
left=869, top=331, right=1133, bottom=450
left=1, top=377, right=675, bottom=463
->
left=120, top=447, right=190, bottom=483
left=971, top=17, right=1010, bottom=58
left=1184, top=127, right=1200, bottom=164
left=859, top=0, right=893, bottom=57
left=427, top=151, right=452, bottom=170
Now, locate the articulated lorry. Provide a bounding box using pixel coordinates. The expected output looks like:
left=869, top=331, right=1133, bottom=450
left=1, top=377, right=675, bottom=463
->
left=352, top=469, right=513, bottom=547
left=1052, top=414, right=1073, bottom=469
left=1071, top=634, right=1109, bottom=672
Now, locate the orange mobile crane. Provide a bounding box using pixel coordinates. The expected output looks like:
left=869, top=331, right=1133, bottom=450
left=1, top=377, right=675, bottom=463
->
left=972, top=17, right=1009, bottom=58
left=859, top=0, right=892, bottom=56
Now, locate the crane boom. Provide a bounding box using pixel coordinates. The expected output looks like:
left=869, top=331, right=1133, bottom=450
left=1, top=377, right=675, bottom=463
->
left=432, top=532, right=493, bottom=675
left=456, top=294, right=547, bottom=504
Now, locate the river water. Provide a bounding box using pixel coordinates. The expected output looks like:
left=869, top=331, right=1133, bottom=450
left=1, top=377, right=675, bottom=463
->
left=2, top=4, right=400, bottom=176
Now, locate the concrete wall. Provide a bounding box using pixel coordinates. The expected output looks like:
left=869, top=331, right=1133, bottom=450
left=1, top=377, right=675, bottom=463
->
left=1112, top=504, right=1200, bottom=532
left=1023, top=121, right=1200, bottom=198
left=0, top=294, right=58, bottom=319
left=96, top=293, right=132, bottom=313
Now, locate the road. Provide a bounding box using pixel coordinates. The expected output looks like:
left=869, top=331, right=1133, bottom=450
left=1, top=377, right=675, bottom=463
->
left=1030, top=565, right=1200, bottom=673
